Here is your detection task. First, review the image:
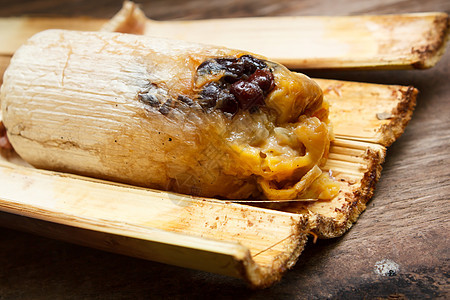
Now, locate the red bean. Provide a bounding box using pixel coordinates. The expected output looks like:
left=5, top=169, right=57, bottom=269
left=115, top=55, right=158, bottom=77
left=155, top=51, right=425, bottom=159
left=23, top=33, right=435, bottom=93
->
left=239, top=55, right=267, bottom=74
left=217, top=95, right=239, bottom=117
left=230, top=80, right=264, bottom=110
left=199, top=83, right=220, bottom=109
left=196, top=55, right=275, bottom=117
left=248, top=69, right=275, bottom=92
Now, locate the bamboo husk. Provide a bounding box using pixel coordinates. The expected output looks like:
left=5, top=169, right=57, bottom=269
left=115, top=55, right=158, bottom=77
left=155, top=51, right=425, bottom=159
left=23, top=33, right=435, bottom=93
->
left=0, top=76, right=417, bottom=286
left=0, top=2, right=447, bottom=70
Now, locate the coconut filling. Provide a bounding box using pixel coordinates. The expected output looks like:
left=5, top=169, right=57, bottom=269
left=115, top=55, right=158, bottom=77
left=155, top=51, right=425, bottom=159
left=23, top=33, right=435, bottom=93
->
left=225, top=108, right=339, bottom=200
left=228, top=114, right=339, bottom=200
left=193, top=56, right=340, bottom=201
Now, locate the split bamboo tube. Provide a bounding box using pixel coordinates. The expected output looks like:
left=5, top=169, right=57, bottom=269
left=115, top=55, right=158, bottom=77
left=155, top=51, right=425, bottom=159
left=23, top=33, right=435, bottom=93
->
left=0, top=4, right=422, bottom=285
left=0, top=77, right=417, bottom=286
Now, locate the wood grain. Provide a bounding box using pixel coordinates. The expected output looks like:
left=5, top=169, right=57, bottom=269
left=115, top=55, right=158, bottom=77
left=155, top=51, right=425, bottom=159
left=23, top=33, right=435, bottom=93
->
left=0, top=0, right=449, bottom=298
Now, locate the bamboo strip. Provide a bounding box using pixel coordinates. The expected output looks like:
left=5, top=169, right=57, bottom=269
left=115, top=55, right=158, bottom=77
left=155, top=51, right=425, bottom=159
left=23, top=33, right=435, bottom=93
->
left=0, top=157, right=308, bottom=287
left=103, top=1, right=449, bottom=70
left=0, top=3, right=447, bottom=70
left=316, top=79, right=418, bottom=147
left=0, top=210, right=250, bottom=278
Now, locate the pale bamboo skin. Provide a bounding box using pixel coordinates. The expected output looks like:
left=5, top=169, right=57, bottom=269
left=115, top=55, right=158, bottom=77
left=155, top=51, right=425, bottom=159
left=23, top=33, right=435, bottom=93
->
left=1, top=30, right=335, bottom=199
left=102, top=2, right=449, bottom=70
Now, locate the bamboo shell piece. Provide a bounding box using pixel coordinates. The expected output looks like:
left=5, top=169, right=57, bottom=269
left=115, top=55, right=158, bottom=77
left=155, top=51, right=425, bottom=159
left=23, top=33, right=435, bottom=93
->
left=103, top=1, right=449, bottom=70
left=0, top=2, right=447, bottom=70
left=317, top=79, right=417, bottom=147
left=292, top=80, right=417, bottom=238
left=0, top=7, right=418, bottom=286
left=0, top=157, right=308, bottom=288
left=0, top=76, right=417, bottom=286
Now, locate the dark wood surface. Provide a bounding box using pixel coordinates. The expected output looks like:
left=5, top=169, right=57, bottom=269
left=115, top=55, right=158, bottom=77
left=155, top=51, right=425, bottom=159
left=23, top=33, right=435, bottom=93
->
left=0, top=0, right=449, bottom=298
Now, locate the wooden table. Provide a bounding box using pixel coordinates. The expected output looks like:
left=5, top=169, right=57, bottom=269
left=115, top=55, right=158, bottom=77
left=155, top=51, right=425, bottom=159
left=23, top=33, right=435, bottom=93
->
left=0, top=0, right=449, bottom=298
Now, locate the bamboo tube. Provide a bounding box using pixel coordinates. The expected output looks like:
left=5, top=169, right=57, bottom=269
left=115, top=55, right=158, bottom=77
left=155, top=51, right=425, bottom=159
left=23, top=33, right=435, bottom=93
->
left=0, top=29, right=417, bottom=283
